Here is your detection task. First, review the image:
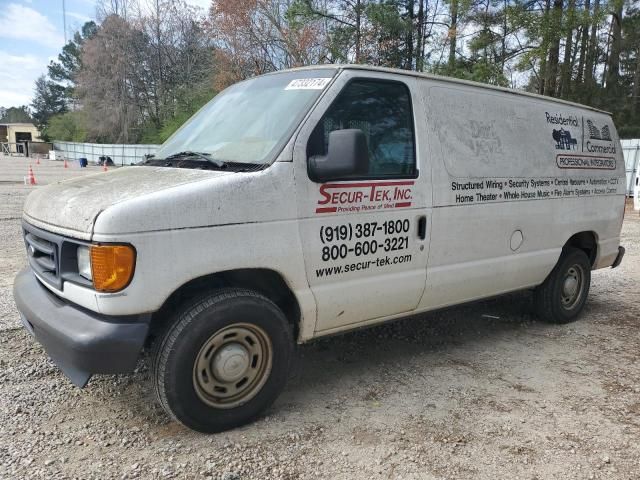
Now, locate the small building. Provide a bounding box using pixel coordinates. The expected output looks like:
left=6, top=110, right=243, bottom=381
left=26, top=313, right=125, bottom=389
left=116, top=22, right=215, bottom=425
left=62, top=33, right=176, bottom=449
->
left=0, top=122, right=42, bottom=155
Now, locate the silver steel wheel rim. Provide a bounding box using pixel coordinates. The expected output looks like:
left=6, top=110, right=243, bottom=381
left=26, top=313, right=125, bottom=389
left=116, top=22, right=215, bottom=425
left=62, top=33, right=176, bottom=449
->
left=561, top=264, right=584, bottom=310
left=193, top=323, right=272, bottom=409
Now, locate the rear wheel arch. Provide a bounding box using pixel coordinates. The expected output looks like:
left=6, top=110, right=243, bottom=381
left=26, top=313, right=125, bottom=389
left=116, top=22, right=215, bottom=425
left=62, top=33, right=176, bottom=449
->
left=563, top=231, right=598, bottom=267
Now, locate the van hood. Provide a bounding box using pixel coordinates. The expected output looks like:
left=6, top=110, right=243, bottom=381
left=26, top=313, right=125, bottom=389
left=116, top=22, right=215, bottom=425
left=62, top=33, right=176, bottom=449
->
left=23, top=167, right=231, bottom=239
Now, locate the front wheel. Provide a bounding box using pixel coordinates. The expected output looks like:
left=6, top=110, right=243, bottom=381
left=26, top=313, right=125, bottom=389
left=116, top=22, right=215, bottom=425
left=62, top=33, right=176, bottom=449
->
left=153, top=288, right=293, bottom=433
left=534, top=247, right=591, bottom=324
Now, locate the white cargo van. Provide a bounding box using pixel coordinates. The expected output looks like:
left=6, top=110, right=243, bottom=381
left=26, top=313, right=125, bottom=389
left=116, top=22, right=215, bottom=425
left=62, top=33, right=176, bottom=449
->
left=14, top=65, right=626, bottom=432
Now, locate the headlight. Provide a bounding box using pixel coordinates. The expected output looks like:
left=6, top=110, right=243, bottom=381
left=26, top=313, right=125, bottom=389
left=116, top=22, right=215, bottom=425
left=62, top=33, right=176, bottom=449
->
left=77, top=246, right=92, bottom=280
left=76, top=244, right=136, bottom=292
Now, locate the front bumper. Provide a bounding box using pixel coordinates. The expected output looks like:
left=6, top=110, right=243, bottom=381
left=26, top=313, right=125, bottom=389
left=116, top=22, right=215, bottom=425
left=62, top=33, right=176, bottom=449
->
left=13, top=267, right=150, bottom=387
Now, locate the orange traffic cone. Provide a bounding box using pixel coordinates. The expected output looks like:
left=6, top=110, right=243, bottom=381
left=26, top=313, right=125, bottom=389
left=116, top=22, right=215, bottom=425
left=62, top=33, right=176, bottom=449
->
left=64, top=158, right=68, bottom=168
left=36, top=156, right=40, bottom=165
left=28, top=166, right=37, bottom=185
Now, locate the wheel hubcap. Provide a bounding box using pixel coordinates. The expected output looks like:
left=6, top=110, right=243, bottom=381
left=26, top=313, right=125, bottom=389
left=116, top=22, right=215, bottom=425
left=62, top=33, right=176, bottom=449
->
left=212, top=344, right=250, bottom=382
left=561, top=265, right=584, bottom=309
left=193, top=323, right=272, bottom=409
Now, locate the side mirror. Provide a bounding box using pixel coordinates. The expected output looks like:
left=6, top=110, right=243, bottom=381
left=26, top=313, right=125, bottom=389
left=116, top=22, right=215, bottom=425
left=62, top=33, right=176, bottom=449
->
left=309, top=129, right=369, bottom=182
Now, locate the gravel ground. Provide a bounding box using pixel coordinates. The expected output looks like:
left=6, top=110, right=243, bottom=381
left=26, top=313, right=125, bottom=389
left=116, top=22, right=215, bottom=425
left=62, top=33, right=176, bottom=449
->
left=1, top=158, right=639, bottom=479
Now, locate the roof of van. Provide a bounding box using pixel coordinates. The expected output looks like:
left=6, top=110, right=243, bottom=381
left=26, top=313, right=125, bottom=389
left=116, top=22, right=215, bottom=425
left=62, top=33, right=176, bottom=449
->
left=280, top=64, right=611, bottom=115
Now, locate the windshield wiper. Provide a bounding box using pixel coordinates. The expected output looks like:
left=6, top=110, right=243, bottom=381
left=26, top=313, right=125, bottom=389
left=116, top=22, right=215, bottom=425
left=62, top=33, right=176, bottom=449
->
left=164, top=151, right=226, bottom=168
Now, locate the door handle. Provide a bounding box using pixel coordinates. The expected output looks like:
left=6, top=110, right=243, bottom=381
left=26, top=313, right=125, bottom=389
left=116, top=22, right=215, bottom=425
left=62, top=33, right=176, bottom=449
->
left=417, top=215, right=427, bottom=240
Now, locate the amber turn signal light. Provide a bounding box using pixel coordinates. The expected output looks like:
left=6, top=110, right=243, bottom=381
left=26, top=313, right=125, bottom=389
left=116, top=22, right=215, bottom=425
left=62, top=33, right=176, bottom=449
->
left=90, top=244, right=136, bottom=292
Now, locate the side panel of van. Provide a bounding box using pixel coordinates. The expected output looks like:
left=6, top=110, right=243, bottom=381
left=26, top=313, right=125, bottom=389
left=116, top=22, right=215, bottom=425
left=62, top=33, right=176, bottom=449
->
left=418, top=81, right=626, bottom=310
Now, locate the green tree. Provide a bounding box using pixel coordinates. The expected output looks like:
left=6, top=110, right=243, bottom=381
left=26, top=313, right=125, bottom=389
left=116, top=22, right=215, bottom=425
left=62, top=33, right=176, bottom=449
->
left=48, top=21, right=98, bottom=101
left=365, top=1, right=411, bottom=68
left=0, top=106, right=32, bottom=123
left=30, top=76, right=68, bottom=139
left=615, top=5, right=640, bottom=137
left=46, top=111, right=88, bottom=142
left=140, top=88, right=215, bottom=144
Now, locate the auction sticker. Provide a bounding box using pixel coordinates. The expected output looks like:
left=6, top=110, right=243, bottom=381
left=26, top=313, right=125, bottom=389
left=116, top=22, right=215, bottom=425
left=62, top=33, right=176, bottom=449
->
left=285, top=78, right=331, bottom=90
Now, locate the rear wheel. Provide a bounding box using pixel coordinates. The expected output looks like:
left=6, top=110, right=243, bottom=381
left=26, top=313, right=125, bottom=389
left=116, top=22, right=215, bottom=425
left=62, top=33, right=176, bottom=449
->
left=153, top=288, right=293, bottom=433
left=534, top=247, right=591, bottom=324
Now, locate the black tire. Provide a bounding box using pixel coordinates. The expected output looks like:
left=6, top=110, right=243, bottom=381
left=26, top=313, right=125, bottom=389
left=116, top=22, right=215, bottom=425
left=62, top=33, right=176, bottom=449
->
left=534, top=247, right=591, bottom=324
left=153, top=288, right=293, bottom=433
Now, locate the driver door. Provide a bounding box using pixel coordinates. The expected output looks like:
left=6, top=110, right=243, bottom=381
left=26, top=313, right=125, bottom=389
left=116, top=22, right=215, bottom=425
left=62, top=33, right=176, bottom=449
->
left=293, top=72, right=431, bottom=333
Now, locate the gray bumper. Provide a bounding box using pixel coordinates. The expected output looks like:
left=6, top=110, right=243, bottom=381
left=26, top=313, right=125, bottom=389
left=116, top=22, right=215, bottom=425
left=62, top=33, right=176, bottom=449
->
left=13, top=267, right=150, bottom=387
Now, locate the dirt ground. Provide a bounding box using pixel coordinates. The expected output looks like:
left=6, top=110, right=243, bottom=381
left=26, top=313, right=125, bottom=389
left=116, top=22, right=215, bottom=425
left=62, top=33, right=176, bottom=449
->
left=1, top=157, right=639, bottom=479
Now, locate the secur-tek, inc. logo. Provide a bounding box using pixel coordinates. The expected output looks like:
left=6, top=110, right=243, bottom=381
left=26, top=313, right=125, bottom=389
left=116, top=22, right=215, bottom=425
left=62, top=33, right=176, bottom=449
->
left=316, top=181, right=414, bottom=214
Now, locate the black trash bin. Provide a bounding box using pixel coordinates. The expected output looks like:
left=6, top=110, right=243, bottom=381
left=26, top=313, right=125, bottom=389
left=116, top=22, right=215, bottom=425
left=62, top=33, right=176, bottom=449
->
left=79, top=158, right=88, bottom=168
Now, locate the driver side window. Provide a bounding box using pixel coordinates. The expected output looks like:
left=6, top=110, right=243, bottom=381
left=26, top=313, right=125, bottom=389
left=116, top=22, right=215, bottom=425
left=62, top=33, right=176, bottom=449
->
left=306, top=79, right=416, bottom=178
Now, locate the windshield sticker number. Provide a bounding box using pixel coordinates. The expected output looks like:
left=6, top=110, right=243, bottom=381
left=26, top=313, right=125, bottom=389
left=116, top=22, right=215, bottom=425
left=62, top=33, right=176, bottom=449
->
left=285, top=78, right=331, bottom=90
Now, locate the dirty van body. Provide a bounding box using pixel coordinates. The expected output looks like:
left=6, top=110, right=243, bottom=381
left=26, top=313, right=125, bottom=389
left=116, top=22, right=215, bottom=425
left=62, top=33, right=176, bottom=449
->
left=14, top=65, right=626, bottom=432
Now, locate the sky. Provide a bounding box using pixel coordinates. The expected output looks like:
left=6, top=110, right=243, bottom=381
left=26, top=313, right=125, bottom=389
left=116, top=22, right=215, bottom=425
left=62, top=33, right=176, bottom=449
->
left=0, top=0, right=211, bottom=109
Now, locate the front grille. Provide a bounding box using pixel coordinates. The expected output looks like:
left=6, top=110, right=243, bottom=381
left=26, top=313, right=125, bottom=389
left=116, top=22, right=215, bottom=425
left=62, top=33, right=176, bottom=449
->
left=25, top=233, right=57, bottom=274
left=23, top=222, right=63, bottom=289
left=22, top=221, right=93, bottom=290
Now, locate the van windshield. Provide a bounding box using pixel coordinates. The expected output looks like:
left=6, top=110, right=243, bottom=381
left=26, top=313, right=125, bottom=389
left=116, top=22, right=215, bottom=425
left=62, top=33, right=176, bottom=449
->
left=155, top=70, right=335, bottom=166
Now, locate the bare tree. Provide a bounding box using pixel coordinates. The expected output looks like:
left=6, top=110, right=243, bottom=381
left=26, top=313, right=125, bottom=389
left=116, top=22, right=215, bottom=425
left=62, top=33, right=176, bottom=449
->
left=77, top=1, right=214, bottom=142
left=209, top=0, right=328, bottom=88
